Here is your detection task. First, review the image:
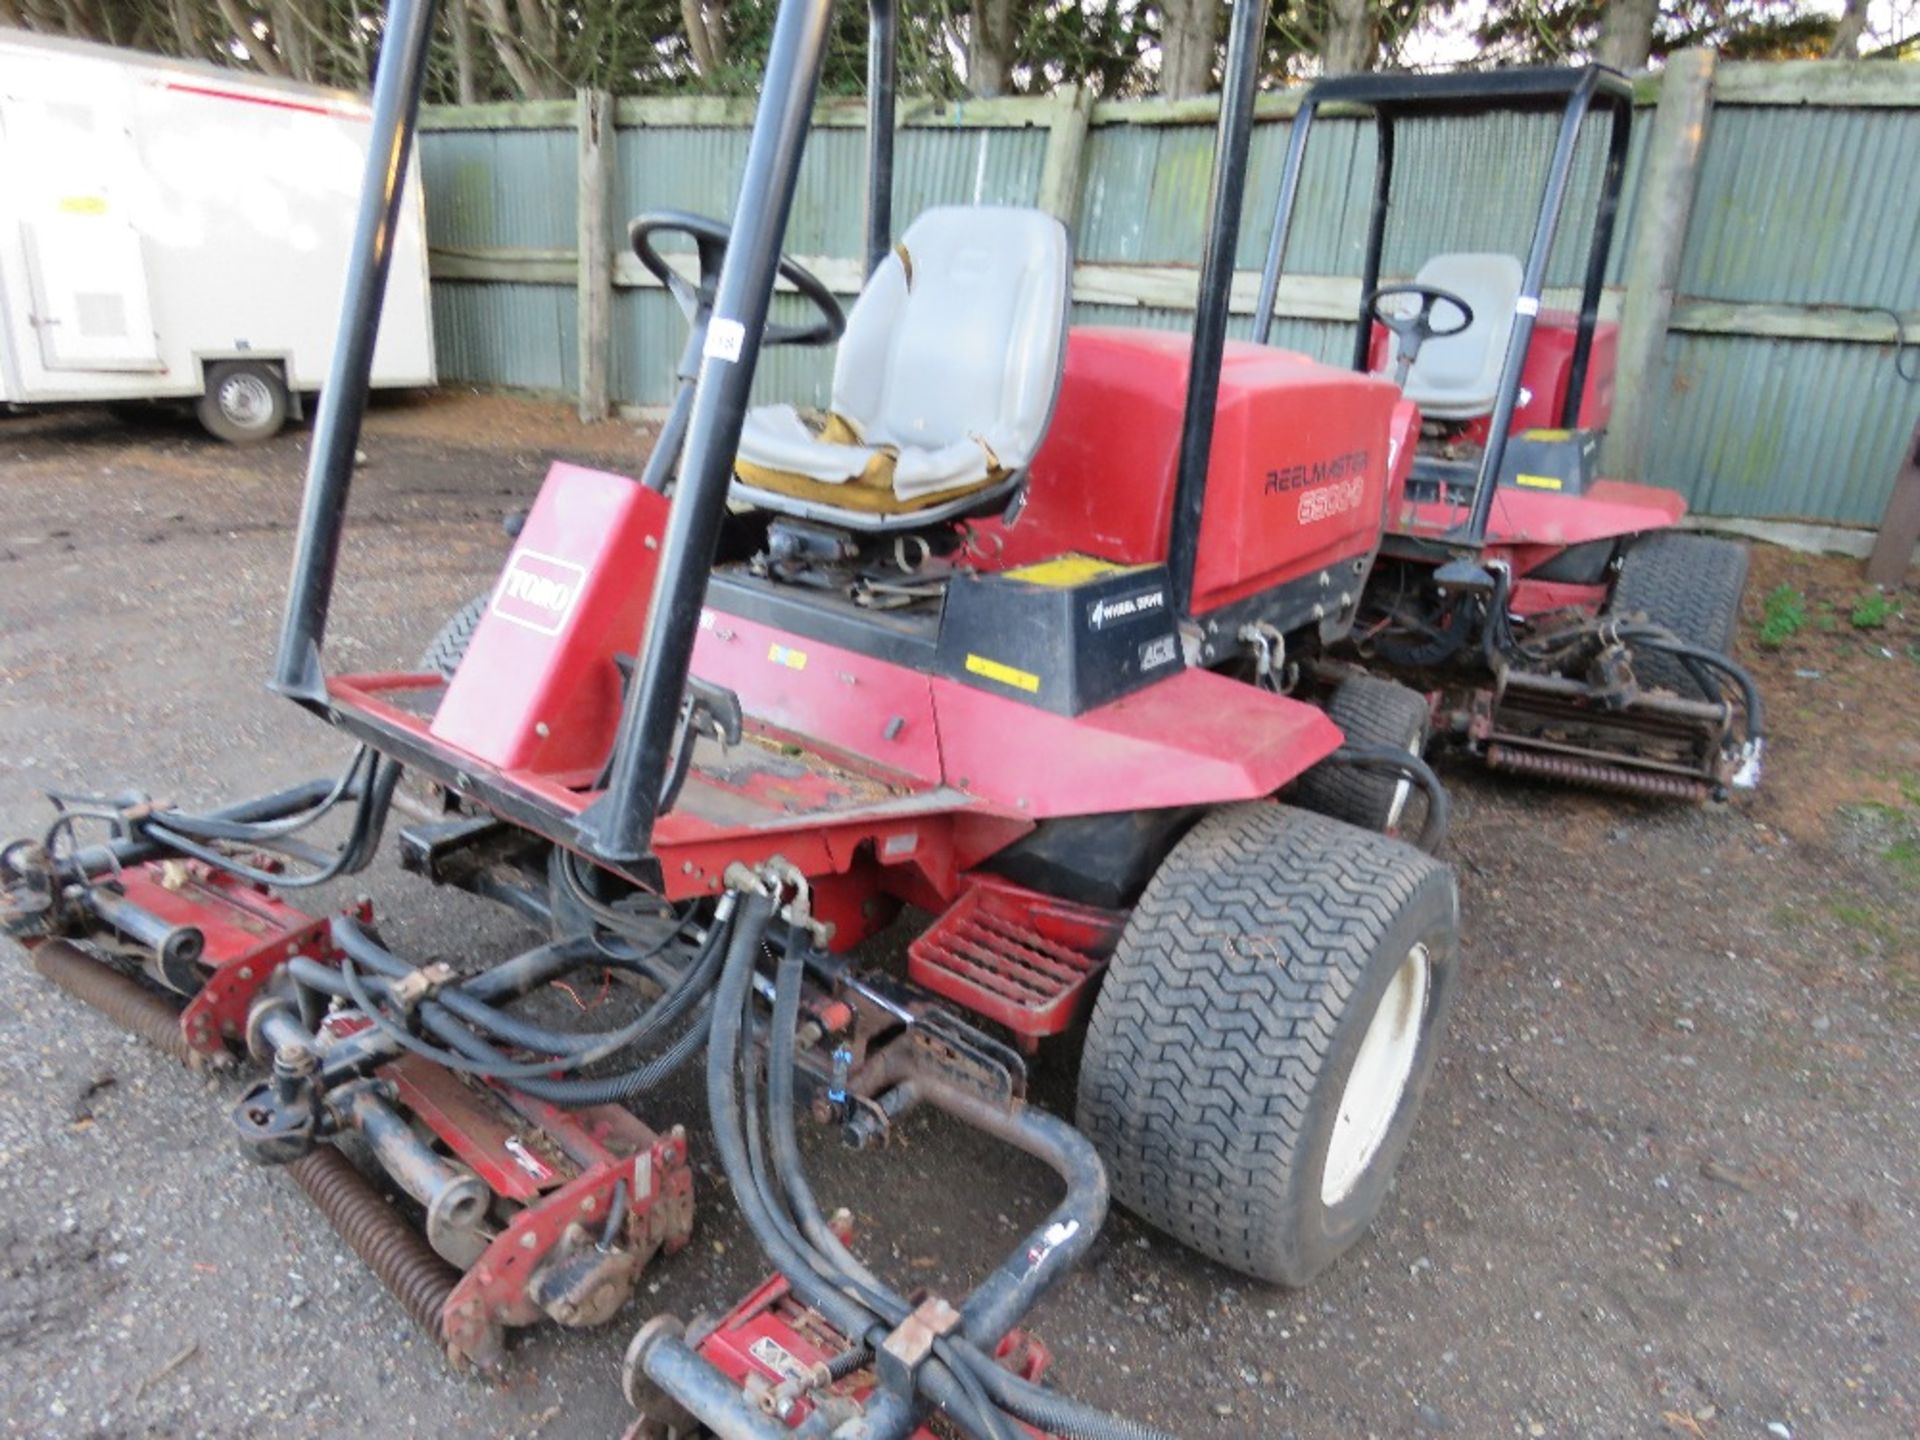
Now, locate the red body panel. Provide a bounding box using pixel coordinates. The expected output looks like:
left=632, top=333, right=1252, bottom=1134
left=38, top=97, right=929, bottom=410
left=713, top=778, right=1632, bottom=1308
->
left=431, top=462, right=669, bottom=775
left=984, top=328, right=1400, bottom=611
left=930, top=666, right=1339, bottom=816
left=1367, top=311, right=1618, bottom=437
left=1397, top=476, right=1685, bottom=555
left=690, top=610, right=943, bottom=783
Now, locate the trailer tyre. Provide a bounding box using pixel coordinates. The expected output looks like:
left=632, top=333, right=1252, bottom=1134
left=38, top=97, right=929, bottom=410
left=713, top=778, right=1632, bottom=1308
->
left=1077, top=803, right=1458, bottom=1286
left=197, top=360, right=288, bottom=444
left=419, top=594, right=490, bottom=679
left=1609, top=532, right=1749, bottom=694
left=1290, top=675, right=1431, bottom=836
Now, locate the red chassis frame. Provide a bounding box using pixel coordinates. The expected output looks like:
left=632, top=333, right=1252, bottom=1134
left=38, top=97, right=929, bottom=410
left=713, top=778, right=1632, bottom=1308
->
left=322, top=456, right=1344, bottom=947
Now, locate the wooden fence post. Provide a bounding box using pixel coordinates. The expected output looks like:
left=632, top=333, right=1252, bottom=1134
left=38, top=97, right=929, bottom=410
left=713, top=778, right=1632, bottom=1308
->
left=575, top=87, right=615, bottom=423
left=1866, top=415, right=1920, bottom=586
left=1607, top=48, right=1716, bottom=480
left=1036, top=85, right=1094, bottom=227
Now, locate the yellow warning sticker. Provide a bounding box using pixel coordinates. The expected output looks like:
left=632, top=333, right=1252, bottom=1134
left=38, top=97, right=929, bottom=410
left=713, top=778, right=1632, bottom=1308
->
left=1514, top=472, right=1564, bottom=491
left=965, top=653, right=1041, bottom=693
left=57, top=195, right=108, bottom=215
left=1004, top=554, right=1132, bottom=588
left=1523, top=428, right=1572, bottom=441
left=768, top=643, right=808, bottom=670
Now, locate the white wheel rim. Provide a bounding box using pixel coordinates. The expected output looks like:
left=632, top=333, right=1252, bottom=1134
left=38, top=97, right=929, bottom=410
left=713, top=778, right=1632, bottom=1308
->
left=219, top=373, right=273, bottom=427
left=1321, top=941, right=1431, bottom=1206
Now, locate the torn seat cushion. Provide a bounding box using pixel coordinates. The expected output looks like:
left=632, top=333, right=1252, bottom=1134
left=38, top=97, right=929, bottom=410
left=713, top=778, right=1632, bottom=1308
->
left=734, top=406, right=1006, bottom=514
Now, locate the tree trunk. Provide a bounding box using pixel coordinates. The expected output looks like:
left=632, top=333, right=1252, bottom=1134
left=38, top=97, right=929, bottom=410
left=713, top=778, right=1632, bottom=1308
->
left=1828, top=0, right=1869, bottom=57
left=168, top=0, right=202, bottom=57
left=1158, top=0, right=1215, bottom=99
left=969, top=0, right=1016, bottom=97
left=680, top=0, right=728, bottom=75
left=267, top=0, right=312, bottom=81
left=1596, top=0, right=1659, bottom=71
left=1322, top=0, right=1373, bottom=75
left=478, top=0, right=553, bottom=97
left=450, top=0, right=478, bottom=103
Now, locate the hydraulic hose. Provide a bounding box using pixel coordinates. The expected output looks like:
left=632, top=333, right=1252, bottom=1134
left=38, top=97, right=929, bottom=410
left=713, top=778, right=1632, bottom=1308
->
left=302, top=910, right=730, bottom=1098
left=702, top=890, right=879, bottom=1345
left=758, top=928, right=1160, bottom=1440
left=140, top=755, right=403, bottom=890
left=1322, top=741, right=1451, bottom=853
left=1614, top=624, right=1767, bottom=739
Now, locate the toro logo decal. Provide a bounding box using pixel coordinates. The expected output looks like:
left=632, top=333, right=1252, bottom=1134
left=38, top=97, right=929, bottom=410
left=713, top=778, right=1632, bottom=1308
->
left=491, top=549, right=586, bottom=636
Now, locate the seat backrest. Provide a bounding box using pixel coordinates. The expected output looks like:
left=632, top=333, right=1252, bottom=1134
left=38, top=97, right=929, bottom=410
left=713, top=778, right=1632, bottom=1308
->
left=1393, top=252, right=1523, bottom=420
left=830, top=206, right=1070, bottom=468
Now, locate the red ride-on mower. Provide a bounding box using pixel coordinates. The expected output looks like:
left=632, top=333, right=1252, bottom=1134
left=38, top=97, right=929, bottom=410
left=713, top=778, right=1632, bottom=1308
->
left=1253, top=66, right=1765, bottom=804
left=3, top=0, right=1470, bottom=1434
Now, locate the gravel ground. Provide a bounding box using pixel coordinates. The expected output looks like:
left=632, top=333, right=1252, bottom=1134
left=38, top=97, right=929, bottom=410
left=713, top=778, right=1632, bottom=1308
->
left=1, top=393, right=1915, bottom=1440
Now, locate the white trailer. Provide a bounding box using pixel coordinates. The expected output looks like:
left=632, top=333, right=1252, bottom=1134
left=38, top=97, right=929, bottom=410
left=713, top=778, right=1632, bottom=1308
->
left=0, top=31, right=433, bottom=442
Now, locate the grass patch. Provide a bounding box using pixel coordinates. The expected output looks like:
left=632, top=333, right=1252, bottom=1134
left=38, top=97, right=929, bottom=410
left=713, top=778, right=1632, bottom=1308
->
left=1886, top=837, right=1920, bottom=882
left=1756, top=584, right=1809, bottom=648
left=1850, top=591, right=1899, bottom=630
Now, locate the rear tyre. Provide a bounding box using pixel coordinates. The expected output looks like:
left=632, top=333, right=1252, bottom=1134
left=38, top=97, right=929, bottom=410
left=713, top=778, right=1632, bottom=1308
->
left=419, top=594, right=490, bottom=679
left=1609, top=532, right=1749, bottom=694
left=1077, top=803, right=1458, bottom=1286
left=1290, top=674, right=1430, bottom=836
left=197, top=360, right=288, bottom=444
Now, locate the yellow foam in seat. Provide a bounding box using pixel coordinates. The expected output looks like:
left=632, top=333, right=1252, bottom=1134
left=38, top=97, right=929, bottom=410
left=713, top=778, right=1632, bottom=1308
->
left=733, top=410, right=1005, bottom=516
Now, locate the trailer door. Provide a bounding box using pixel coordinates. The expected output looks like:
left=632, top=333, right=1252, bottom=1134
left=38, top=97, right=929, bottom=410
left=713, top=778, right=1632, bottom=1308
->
left=2, top=96, right=163, bottom=372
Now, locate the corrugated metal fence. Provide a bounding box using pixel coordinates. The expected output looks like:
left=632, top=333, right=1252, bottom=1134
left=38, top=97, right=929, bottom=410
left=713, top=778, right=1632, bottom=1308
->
left=418, top=62, right=1920, bottom=528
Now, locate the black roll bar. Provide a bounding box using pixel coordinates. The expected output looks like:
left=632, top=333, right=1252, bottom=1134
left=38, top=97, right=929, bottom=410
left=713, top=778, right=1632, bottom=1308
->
left=1165, top=0, right=1274, bottom=618
left=863, top=0, right=897, bottom=278
left=585, top=0, right=836, bottom=862
left=271, top=0, right=439, bottom=701
left=1253, top=64, right=1635, bottom=547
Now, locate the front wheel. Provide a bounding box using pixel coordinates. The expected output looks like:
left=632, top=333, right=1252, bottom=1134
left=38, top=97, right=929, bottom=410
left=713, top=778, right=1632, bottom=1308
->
left=1076, top=803, right=1458, bottom=1286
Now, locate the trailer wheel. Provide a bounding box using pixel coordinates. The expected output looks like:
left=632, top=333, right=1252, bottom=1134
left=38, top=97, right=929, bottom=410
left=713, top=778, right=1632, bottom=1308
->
left=197, top=360, right=288, bottom=444
left=1290, top=675, right=1431, bottom=837
left=1077, top=803, right=1458, bottom=1286
left=420, top=594, right=489, bottom=679
left=1609, top=532, right=1749, bottom=694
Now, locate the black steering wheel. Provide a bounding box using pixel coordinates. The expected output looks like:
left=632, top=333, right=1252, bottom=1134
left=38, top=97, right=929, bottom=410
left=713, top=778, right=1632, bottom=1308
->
left=629, top=209, right=845, bottom=349
left=1364, top=282, right=1475, bottom=386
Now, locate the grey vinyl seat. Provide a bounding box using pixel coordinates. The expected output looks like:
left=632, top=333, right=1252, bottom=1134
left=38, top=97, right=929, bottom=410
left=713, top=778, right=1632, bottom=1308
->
left=1389, top=252, right=1524, bottom=421
left=732, top=205, right=1072, bottom=532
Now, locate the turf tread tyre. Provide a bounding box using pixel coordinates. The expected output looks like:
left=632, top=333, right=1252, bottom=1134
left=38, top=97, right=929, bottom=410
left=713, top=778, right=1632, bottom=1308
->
left=420, top=594, right=489, bottom=679
left=1610, top=532, right=1749, bottom=693
left=1290, top=675, right=1429, bottom=835
left=1077, top=803, right=1458, bottom=1286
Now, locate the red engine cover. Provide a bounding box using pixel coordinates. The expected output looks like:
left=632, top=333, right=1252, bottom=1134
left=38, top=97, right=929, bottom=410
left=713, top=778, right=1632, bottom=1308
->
left=429, top=462, right=669, bottom=775
left=987, top=328, right=1401, bottom=615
